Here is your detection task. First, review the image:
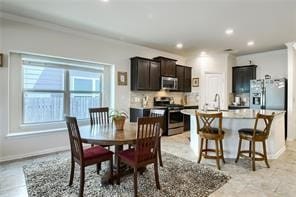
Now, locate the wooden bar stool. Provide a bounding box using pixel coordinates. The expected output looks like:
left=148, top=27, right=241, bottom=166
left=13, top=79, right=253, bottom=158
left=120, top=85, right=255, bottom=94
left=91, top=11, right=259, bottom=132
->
left=195, top=111, right=225, bottom=170
left=235, top=112, right=275, bottom=171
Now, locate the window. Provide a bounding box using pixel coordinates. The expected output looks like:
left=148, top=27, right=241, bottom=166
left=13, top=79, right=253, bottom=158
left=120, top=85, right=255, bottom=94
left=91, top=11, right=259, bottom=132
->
left=22, top=59, right=103, bottom=124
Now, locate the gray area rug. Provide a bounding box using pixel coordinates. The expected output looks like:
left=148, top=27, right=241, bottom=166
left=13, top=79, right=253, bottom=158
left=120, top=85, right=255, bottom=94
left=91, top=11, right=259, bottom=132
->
left=23, top=152, right=230, bottom=197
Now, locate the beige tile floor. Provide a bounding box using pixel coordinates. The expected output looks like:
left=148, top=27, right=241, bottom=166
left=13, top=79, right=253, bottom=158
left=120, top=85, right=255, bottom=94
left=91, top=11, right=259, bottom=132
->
left=1, top=132, right=296, bottom=197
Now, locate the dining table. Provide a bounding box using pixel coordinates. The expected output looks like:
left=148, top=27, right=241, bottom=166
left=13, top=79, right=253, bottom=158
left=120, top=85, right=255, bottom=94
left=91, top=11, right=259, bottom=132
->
left=79, top=122, right=140, bottom=185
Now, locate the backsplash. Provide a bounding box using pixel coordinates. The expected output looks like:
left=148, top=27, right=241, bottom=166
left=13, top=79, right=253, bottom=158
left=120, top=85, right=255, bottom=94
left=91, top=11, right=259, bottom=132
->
left=130, top=91, right=199, bottom=107
left=229, top=93, right=250, bottom=106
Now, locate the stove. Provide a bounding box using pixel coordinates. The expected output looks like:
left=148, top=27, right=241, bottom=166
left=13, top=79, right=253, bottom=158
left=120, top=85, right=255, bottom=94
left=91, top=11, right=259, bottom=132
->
left=153, top=97, right=184, bottom=136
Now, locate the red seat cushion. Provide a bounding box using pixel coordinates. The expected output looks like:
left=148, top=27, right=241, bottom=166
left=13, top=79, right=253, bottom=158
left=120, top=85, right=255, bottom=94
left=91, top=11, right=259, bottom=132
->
left=83, top=146, right=113, bottom=160
left=118, top=148, right=154, bottom=165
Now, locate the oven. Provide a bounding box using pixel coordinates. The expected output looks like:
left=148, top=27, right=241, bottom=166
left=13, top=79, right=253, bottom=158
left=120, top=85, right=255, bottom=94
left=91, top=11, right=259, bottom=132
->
left=168, top=108, right=184, bottom=135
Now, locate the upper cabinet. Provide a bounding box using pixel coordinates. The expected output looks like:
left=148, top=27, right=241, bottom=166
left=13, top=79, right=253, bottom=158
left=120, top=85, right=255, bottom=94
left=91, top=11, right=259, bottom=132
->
left=176, top=65, right=192, bottom=92
left=232, top=65, right=257, bottom=93
left=153, top=56, right=177, bottom=77
left=131, top=56, right=192, bottom=92
left=131, top=57, right=160, bottom=91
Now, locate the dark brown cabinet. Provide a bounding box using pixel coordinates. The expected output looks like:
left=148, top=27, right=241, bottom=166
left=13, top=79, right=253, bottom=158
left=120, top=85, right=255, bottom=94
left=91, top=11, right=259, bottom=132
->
left=176, top=65, right=185, bottom=91
left=232, top=65, right=257, bottom=93
left=184, top=66, right=192, bottom=92
left=131, top=57, right=160, bottom=91
left=175, top=65, right=192, bottom=92
left=153, top=56, right=177, bottom=77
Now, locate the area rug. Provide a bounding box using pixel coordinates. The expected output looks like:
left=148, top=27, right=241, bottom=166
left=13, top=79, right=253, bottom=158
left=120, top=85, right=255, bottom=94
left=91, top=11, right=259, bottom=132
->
left=23, top=152, right=230, bottom=197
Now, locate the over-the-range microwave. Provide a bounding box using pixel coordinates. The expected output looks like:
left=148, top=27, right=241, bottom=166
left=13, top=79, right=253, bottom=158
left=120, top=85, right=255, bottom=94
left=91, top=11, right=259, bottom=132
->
left=161, top=77, right=178, bottom=90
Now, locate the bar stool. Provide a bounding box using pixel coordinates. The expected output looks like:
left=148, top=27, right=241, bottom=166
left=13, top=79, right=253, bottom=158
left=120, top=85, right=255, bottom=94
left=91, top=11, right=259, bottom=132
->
left=235, top=112, right=275, bottom=171
left=195, top=111, right=225, bottom=170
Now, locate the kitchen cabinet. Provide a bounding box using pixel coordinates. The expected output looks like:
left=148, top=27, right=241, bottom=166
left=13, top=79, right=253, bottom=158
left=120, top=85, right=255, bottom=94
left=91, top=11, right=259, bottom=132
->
left=176, top=65, right=192, bottom=92
left=131, top=57, right=161, bottom=91
left=153, top=56, right=177, bottom=77
left=130, top=108, right=151, bottom=122
left=183, top=105, right=199, bottom=131
left=232, top=65, right=257, bottom=93
left=176, top=65, right=185, bottom=91
left=184, top=66, right=192, bottom=92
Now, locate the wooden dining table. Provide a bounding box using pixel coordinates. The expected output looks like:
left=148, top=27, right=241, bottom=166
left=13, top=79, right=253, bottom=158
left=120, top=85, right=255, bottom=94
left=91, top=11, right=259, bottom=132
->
left=79, top=122, right=139, bottom=184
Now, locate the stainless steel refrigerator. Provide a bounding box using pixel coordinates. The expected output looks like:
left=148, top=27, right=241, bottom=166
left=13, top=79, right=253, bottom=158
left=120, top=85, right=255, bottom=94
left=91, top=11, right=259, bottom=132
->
left=250, top=78, right=287, bottom=138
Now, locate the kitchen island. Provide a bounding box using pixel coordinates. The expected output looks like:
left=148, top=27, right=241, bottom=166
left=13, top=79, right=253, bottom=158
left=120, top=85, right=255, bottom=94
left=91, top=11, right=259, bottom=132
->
left=181, top=109, right=286, bottom=159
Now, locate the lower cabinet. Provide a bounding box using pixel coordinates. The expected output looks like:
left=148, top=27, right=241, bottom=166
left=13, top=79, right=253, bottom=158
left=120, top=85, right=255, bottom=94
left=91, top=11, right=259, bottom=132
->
left=130, top=108, right=151, bottom=122
left=183, top=105, right=199, bottom=131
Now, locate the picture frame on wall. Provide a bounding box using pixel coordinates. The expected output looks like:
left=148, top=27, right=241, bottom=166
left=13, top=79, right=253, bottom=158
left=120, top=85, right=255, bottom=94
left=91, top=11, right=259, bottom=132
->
left=117, top=71, right=128, bottom=86
left=192, top=77, right=199, bottom=87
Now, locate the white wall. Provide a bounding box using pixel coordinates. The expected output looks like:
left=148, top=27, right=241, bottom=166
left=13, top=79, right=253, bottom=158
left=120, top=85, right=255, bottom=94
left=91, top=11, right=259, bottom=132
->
left=0, top=15, right=185, bottom=161
left=185, top=52, right=235, bottom=110
left=236, top=49, right=287, bottom=79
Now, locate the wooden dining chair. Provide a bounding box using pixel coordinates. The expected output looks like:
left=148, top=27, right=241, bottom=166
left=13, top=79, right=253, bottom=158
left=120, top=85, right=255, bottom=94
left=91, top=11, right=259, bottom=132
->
left=116, top=116, right=161, bottom=197
left=196, top=111, right=225, bottom=170
left=89, top=107, right=110, bottom=125
left=66, top=116, right=114, bottom=197
left=150, top=109, right=165, bottom=167
left=235, top=112, right=275, bottom=171
left=89, top=107, right=111, bottom=171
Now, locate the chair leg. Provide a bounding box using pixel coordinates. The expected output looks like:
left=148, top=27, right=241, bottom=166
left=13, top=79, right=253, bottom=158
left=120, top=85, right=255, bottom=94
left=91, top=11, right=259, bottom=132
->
left=116, top=157, right=120, bottom=185
left=214, top=140, right=221, bottom=170
left=158, top=139, right=163, bottom=167
left=205, top=139, right=208, bottom=157
left=154, top=160, right=161, bottom=190
left=69, top=157, right=75, bottom=186
left=109, top=157, right=114, bottom=184
left=249, top=141, right=252, bottom=157
left=96, top=163, right=101, bottom=174
left=252, top=141, right=256, bottom=171
left=197, top=138, right=204, bottom=163
left=219, top=140, right=225, bottom=164
left=133, top=167, right=138, bottom=197
left=262, top=141, right=270, bottom=168
left=235, top=138, right=242, bottom=163
left=79, top=167, right=85, bottom=197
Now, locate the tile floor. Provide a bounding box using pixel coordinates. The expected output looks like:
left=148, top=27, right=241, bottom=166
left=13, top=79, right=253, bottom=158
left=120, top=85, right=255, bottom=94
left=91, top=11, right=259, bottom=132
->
left=1, top=132, right=296, bottom=197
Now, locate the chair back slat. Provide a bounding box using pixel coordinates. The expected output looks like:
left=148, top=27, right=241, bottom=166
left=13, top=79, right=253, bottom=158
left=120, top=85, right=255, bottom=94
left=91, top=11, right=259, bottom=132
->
left=89, top=107, right=109, bottom=125
left=253, top=112, right=275, bottom=137
left=195, top=111, right=223, bottom=135
left=135, top=117, right=161, bottom=163
left=66, top=116, right=83, bottom=161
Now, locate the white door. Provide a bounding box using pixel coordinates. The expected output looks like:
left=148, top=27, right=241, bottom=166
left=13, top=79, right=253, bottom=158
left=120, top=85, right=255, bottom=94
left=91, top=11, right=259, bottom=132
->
left=203, top=73, right=225, bottom=109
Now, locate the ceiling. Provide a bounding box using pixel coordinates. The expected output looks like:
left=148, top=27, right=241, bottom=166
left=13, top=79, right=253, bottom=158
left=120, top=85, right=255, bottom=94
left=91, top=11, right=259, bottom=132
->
left=1, top=0, right=296, bottom=56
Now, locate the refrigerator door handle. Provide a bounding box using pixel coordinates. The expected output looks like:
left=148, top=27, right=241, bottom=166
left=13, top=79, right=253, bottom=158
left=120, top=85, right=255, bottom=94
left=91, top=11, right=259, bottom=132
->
left=262, top=87, right=266, bottom=109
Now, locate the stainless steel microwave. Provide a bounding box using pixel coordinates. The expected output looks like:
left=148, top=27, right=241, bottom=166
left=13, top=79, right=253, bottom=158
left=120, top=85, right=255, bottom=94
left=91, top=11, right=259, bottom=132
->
left=161, top=77, right=178, bottom=90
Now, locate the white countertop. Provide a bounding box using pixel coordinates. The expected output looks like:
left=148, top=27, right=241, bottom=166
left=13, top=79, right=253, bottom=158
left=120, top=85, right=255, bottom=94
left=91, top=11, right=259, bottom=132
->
left=181, top=109, right=285, bottom=119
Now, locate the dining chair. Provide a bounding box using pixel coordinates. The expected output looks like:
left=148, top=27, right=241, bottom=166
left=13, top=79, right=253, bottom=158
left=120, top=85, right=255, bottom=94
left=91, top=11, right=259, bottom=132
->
left=89, top=107, right=110, bottom=125
left=195, top=111, right=225, bottom=170
left=89, top=107, right=111, bottom=172
left=150, top=109, right=165, bottom=167
left=116, top=116, right=162, bottom=197
left=235, top=112, right=275, bottom=171
left=66, top=116, right=114, bottom=197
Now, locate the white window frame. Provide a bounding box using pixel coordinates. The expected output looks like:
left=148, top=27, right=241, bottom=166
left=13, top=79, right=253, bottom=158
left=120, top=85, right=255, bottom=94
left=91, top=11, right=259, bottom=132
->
left=22, top=64, right=104, bottom=124
left=8, top=52, right=115, bottom=135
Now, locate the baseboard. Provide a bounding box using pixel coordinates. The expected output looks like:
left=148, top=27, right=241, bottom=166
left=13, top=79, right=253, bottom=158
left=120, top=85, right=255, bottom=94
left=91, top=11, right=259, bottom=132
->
left=0, top=146, right=70, bottom=163
left=269, top=146, right=286, bottom=159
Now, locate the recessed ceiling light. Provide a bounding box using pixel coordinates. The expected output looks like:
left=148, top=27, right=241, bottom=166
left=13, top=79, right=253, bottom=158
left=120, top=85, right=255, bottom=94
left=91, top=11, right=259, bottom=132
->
left=247, top=41, right=255, bottom=46
left=101, top=0, right=109, bottom=2
left=176, top=43, right=183, bottom=49
left=200, top=51, right=207, bottom=56
left=225, top=28, right=234, bottom=35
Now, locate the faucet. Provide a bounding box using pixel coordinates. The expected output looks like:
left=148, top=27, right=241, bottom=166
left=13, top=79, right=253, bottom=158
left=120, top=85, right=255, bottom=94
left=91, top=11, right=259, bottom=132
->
left=214, top=93, right=221, bottom=112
